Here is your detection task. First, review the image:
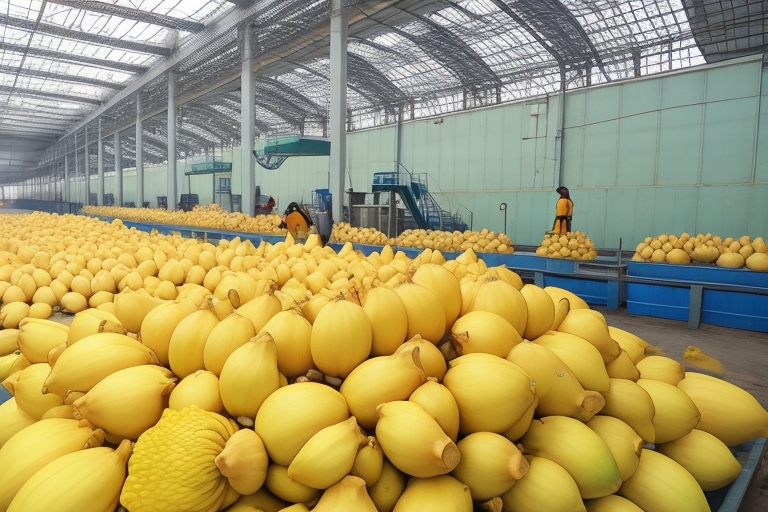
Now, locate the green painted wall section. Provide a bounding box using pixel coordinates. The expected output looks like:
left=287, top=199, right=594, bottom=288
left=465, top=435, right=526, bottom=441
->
left=66, top=57, right=767, bottom=250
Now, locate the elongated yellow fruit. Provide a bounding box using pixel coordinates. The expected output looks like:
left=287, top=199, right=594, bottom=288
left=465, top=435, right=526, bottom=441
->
left=395, top=335, right=447, bottom=381
left=73, top=364, right=177, bottom=442
left=450, top=310, right=522, bottom=358
left=544, top=286, right=589, bottom=310
left=225, top=487, right=289, bottom=512
left=236, top=291, right=282, bottom=333
left=0, top=302, right=30, bottom=329
left=677, top=371, right=768, bottom=446
left=341, top=346, right=426, bottom=430
left=635, top=355, right=684, bottom=385
left=534, top=331, right=610, bottom=392
left=265, top=464, right=322, bottom=505
left=4, top=363, right=63, bottom=420
left=411, top=263, right=462, bottom=331
left=219, top=332, right=281, bottom=419
left=113, top=288, right=163, bottom=334
left=360, top=285, right=409, bottom=356
left=66, top=308, right=126, bottom=346
left=8, top=439, right=133, bottom=512
left=288, top=416, right=366, bottom=489
left=0, top=352, right=21, bottom=381
left=0, top=397, right=36, bottom=449
left=255, top=382, right=349, bottom=466
left=550, top=297, right=570, bottom=331
left=557, top=309, right=620, bottom=364
left=393, top=281, right=447, bottom=344
left=600, top=378, right=656, bottom=443
left=311, top=298, right=372, bottom=378
left=168, top=307, right=220, bottom=379
left=520, top=284, right=555, bottom=340
left=443, top=353, right=536, bottom=435
left=469, top=276, right=528, bottom=337
left=351, top=436, right=384, bottom=487
left=392, top=475, right=473, bottom=512
left=140, top=298, right=199, bottom=366
left=584, top=495, right=644, bottom=511
left=43, top=332, right=160, bottom=397
left=507, top=340, right=604, bottom=421
left=169, top=369, right=224, bottom=414
left=369, top=459, right=408, bottom=512
left=502, top=395, right=539, bottom=443
left=607, top=326, right=648, bottom=365
left=16, top=318, right=68, bottom=363
left=312, top=476, right=377, bottom=512
left=605, top=349, right=640, bottom=381
left=409, top=378, right=460, bottom=442
left=259, top=307, right=315, bottom=378
left=450, top=431, right=528, bottom=500
left=203, top=311, right=257, bottom=376
left=215, top=428, right=269, bottom=495
left=585, top=415, right=643, bottom=483
left=500, top=455, right=586, bottom=512
left=376, top=400, right=460, bottom=478
left=636, top=378, right=699, bottom=444
left=0, top=329, right=19, bottom=357
left=656, top=429, right=741, bottom=491
left=0, top=418, right=105, bottom=511
left=521, top=416, right=622, bottom=499
left=617, top=449, right=710, bottom=511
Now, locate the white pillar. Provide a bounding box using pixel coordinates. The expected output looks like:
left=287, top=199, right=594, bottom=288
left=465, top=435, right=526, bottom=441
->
left=329, top=0, right=348, bottom=223
left=167, top=70, right=177, bottom=210
left=136, top=95, right=144, bottom=207
left=115, top=132, right=123, bottom=206
left=84, top=127, right=91, bottom=205
left=240, top=25, right=256, bottom=216
left=97, top=119, right=104, bottom=206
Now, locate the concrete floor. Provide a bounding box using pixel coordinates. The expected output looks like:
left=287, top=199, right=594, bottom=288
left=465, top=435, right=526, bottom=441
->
left=597, top=306, right=768, bottom=512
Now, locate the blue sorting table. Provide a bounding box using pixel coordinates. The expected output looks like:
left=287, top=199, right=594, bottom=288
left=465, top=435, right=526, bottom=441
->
left=626, top=261, right=768, bottom=332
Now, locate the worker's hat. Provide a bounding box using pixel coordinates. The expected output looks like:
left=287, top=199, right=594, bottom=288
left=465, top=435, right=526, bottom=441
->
left=556, top=186, right=568, bottom=193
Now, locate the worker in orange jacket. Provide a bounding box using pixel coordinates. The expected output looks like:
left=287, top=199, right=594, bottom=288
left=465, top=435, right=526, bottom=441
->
left=552, top=186, right=573, bottom=234
left=279, top=202, right=314, bottom=239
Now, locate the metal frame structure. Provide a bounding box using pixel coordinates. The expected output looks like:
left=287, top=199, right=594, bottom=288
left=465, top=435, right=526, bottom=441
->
left=1, top=0, right=765, bottom=186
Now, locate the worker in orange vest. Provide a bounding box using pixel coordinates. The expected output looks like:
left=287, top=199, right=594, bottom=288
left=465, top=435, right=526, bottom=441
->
left=551, top=186, right=573, bottom=234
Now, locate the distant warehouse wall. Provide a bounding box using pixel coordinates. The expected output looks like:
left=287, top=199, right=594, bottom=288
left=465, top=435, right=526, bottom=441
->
left=74, top=54, right=766, bottom=249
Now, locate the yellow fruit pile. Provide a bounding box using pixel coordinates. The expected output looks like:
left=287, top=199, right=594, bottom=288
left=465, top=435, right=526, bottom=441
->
left=1, top=211, right=767, bottom=511
left=331, top=223, right=515, bottom=254
left=632, top=233, right=768, bottom=270
left=83, top=204, right=285, bottom=234
left=535, top=231, right=598, bottom=260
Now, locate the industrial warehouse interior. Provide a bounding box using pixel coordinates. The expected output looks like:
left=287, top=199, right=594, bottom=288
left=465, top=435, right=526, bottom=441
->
left=1, top=1, right=767, bottom=511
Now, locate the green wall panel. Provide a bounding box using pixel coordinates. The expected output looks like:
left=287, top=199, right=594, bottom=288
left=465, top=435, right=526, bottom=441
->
left=581, top=188, right=608, bottom=247
left=706, top=62, right=761, bottom=102
left=747, top=185, right=768, bottom=236
left=661, top=71, right=705, bottom=109
left=484, top=107, right=505, bottom=191
left=452, top=117, right=472, bottom=192
left=564, top=91, right=585, bottom=129
left=657, top=105, right=702, bottom=185
left=425, top=118, right=443, bottom=182
left=501, top=105, right=523, bottom=190
left=605, top=188, right=639, bottom=248
left=756, top=69, right=768, bottom=183
left=439, top=120, right=457, bottom=191
left=695, top=186, right=727, bottom=235
left=621, top=79, right=660, bottom=117
left=582, top=120, right=618, bottom=187
left=585, top=86, right=621, bottom=125
left=671, top=186, right=700, bottom=236
left=650, top=186, right=678, bottom=235
left=469, top=111, right=488, bottom=190
left=562, top=127, right=584, bottom=187
left=617, top=112, right=658, bottom=186
left=701, top=98, right=757, bottom=184
left=722, top=185, right=752, bottom=236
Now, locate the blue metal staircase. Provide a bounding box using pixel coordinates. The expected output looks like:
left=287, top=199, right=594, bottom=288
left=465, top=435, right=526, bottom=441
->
left=371, top=172, right=468, bottom=232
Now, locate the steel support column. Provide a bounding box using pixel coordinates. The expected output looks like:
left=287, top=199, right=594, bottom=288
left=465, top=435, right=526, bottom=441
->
left=136, top=95, right=144, bottom=207
left=240, top=24, right=256, bottom=216
left=167, top=70, right=177, bottom=210
left=84, top=127, right=91, bottom=205
left=97, top=119, right=104, bottom=206
left=329, top=0, right=348, bottom=224
left=115, top=132, right=123, bottom=206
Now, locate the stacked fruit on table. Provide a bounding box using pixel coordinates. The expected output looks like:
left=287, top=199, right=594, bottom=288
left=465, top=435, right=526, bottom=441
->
left=1, top=211, right=767, bottom=511
left=632, top=233, right=768, bottom=270
left=535, top=231, right=598, bottom=260
left=83, top=204, right=285, bottom=235
left=330, top=222, right=514, bottom=254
